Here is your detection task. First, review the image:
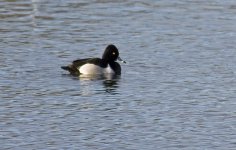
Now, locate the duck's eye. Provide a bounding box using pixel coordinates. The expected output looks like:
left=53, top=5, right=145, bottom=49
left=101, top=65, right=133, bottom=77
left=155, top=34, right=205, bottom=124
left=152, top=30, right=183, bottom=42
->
left=112, top=52, right=116, bottom=55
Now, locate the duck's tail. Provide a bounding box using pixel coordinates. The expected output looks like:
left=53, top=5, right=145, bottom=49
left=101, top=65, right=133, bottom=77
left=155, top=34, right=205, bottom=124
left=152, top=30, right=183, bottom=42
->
left=61, top=65, right=80, bottom=76
left=61, top=66, right=71, bottom=71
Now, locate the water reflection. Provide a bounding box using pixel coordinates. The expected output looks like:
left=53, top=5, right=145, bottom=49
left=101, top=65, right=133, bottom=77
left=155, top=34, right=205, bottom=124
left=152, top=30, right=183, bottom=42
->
left=78, top=73, right=119, bottom=81
left=66, top=74, right=120, bottom=95
left=102, top=76, right=120, bottom=95
left=80, top=74, right=120, bottom=95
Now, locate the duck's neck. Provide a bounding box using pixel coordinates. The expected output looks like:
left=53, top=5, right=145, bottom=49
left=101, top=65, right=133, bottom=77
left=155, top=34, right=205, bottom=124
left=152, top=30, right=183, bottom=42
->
left=101, top=59, right=110, bottom=67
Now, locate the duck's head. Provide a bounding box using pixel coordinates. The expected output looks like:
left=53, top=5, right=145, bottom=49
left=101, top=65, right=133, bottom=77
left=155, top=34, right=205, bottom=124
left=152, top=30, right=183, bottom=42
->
left=102, top=44, right=126, bottom=63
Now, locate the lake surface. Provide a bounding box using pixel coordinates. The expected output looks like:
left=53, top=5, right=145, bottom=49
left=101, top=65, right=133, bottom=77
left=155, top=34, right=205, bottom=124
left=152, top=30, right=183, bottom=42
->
left=0, top=0, right=236, bottom=149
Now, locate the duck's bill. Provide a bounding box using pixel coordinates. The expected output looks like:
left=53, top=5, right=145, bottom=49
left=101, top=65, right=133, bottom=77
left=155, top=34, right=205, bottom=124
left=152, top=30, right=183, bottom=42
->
left=117, top=56, right=126, bottom=63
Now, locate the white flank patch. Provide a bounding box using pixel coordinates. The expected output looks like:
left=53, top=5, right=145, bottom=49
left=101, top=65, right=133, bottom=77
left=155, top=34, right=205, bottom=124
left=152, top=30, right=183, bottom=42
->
left=78, top=64, right=115, bottom=75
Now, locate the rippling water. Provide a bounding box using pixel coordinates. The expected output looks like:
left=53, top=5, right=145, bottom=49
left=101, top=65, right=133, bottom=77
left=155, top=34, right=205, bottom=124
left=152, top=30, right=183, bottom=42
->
left=1, top=0, right=236, bottom=149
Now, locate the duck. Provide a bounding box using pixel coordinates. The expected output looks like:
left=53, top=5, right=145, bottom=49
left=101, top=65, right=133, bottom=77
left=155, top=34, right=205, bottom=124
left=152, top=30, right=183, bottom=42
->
left=61, top=44, right=126, bottom=76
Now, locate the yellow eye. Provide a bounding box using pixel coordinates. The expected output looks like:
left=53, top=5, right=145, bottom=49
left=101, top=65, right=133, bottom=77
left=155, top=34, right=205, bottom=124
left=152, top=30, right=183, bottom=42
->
left=112, top=52, right=116, bottom=55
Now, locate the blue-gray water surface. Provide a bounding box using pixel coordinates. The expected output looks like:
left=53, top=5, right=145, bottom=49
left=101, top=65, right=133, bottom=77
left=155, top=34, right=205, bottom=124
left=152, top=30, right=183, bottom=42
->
left=0, top=0, right=236, bottom=149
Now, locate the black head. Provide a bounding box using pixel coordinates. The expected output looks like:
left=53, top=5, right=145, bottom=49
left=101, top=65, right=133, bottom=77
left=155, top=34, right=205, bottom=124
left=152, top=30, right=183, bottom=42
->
left=102, top=44, right=119, bottom=62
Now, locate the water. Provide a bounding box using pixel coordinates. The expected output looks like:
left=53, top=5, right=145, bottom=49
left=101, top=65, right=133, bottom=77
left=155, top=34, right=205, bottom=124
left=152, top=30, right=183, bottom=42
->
left=0, top=0, right=236, bottom=149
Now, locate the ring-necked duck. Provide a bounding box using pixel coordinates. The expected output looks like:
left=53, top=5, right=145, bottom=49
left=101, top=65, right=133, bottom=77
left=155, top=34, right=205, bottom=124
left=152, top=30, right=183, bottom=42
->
left=61, top=44, right=125, bottom=76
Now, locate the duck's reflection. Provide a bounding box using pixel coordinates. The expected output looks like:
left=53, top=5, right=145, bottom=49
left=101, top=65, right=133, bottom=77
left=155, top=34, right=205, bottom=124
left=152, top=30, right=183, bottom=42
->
left=102, top=76, right=120, bottom=94
left=77, top=74, right=120, bottom=95
left=78, top=74, right=118, bottom=81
